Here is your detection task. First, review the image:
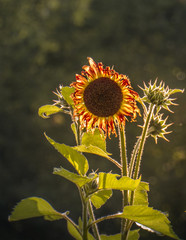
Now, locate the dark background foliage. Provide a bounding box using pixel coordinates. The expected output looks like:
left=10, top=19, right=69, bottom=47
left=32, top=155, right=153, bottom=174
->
left=0, top=0, right=186, bottom=239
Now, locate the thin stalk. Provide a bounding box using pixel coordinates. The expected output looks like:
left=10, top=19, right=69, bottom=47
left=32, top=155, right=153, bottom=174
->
left=63, top=214, right=82, bottom=236
left=88, top=200, right=101, bottom=240
left=83, top=200, right=88, bottom=240
left=133, top=104, right=155, bottom=180
left=130, top=104, right=155, bottom=205
left=74, top=118, right=101, bottom=240
left=87, top=213, right=123, bottom=229
left=79, top=187, right=88, bottom=240
left=119, top=124, right=128, bottom=177
left=128, top=138, right=141, bottom=178
left=108, top=156, right=122, bottom=170
left=75, top=118, right=81, bottom=145
left=118, top=124, right=128, bottom=240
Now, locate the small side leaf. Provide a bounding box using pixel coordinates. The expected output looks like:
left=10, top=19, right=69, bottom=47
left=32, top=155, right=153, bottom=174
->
left=67, top=221, right=82, bottom=240
left=81, top=129, right=107, bottom=152
left=121, top=205, right=179, bottom=240
left=38, top=105, right=63, bottom=119
left=129, top=182, right=149, bottom=206
left=133, top=182, right=149, bottom=206
left=71, top=123, right=78, bottom=143
left=9, top=197, right=65, bottom=221
left=90, top=189, right=113, bottom=209
left=61, top=86, right=75, bottom=107
left=100, top=229, right=140, bottom=240
left=98, top=173, right=140, bottom=191
left=45, top=134, right=89, bottom=175
left=53, top=167, right=97, bottom=187
left=67, top=221, right=95, bottom=240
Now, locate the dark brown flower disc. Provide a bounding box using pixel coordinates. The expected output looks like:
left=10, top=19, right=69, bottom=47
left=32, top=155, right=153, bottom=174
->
left=83, top=77, right=123, bottom=117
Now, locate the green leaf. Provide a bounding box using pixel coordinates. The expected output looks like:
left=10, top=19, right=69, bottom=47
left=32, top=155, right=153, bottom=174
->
left=133, top=182, right=149, bottom=206
left=67, top=221, right=82, bottom=240
left=90, top=189, right=112, bottom=209
left=129, top=182, right=149, bottom=206
left=53, top=167, right=97, bottom=187
left=71, top=123, right=78, bottom=143
left=100, top=229, right=140, bottom=240
left=121, top=205, right=179, bottom=240
left=81, top=129, right=107, bottom=152
left=38, top=105, right=63, bottom=119
left=98, top=173, right=140, bottom=191
left=74, top=129, right=112, bottom=160
left=61, top=86, right=75, bottom=106
left=169, top=88, right=184, bottom=95
left=45, top=134, right=89, bottom=175
left=9, top=197, right=65, bottom=221
left=74, top=145, right=111, bottom=159
left=67, top=221, right=95, bottom=240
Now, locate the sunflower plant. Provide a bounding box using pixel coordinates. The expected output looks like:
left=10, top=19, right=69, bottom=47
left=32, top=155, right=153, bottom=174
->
left=9, top=58, right=184, bottom=240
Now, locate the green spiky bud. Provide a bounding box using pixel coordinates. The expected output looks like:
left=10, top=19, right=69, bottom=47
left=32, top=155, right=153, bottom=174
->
left=140, top=79, right=184, bottom=112
left=148, top=114, right=173, bottom=143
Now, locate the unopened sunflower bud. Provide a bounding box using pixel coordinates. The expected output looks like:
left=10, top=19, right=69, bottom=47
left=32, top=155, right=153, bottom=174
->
left=140, top=79, right=184, bottom=112
left=148, top=114, right=172, bottom=143
left=84, top=173, right=99, bottom=195
left=53, top=88, right=71, bottom=114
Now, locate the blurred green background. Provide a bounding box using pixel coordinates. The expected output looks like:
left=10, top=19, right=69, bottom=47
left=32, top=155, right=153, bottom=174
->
left=1, top=0, right=186, bottom=239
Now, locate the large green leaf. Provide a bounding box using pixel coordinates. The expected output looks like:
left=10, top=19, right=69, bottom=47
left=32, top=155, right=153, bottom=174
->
left=121, top=205, right=179, bottom=239
left=38, top=105, right=63, bottom=119
left=98, top=173, right=140, bottom=191
left=90, top=189, right=112, bottom=209
left=129, top=182, right=149, bottom=206
left=61, top=86, right=75, bottom=107
left=81, top=129, right=107, bottom=152
left=53, top=167, right=97, bottom=187
left=9, top=197, right=65, bottom=221
left=45, top=134, right=89, bottom=175
left=100, top=229, right=140, bottom=240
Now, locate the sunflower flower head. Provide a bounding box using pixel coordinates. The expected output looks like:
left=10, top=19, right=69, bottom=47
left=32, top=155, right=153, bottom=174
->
left=140, top=79, right=184, bottom=112
left=147, top=114, right=173, bottom=144
left=71, top=57, right=140, bottom=137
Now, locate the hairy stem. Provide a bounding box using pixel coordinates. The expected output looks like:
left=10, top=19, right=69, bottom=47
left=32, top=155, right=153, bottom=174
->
left=133, top=104, right=155, bottom=180
left=63, top=214, right=82, bottom=236
left=83, top=200, right=88, bottom=240
left=128, top=138, right=141, bottom=178
left=119, top=124, right=129, bottom=240
left=88, top=213, right=123, bottom=229
left=79, top=187, right=88, bottom=240
left=130, top=104, right=155, bottom=205
left=88, top=200, right=101, bottom=240
left=74, top=118, right=100, bottom=240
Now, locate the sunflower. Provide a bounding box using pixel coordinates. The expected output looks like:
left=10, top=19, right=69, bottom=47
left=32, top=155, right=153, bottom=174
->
left=71, top=57, right=140, bottom=137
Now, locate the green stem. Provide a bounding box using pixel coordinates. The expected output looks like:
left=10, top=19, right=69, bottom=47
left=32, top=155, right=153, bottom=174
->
left=88, top=200, right=101, bottom=240
left=87, top=213, right=123, bottom=229
left=63, top=214, right=82, bottom=236
left=119, top=124, right=129, bottom=240
left=79, top=187, right=88, bottom=240
left=75, top=117, right=81, bottom=145
left=133, top=104, right=155, bottom=180
left=128, top=138, right=141, bottom=178
left=74, top=118, right=100, bottom=240
left=130, top=104, right=155, bottom=205
left=119, top=124, right=128, bottom=177
left=83, top=200, right=88, bottom=240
